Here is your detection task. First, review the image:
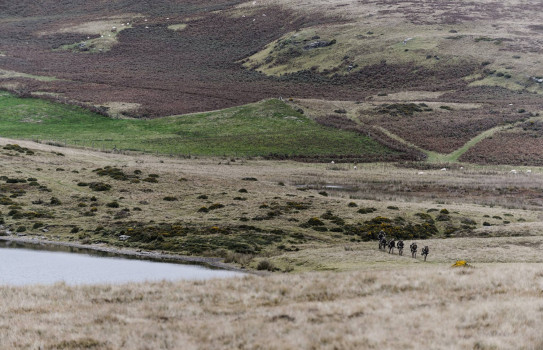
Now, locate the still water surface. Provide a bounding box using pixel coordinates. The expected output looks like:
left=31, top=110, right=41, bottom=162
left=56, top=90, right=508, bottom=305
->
left=0, top=242, right=243, bottom=286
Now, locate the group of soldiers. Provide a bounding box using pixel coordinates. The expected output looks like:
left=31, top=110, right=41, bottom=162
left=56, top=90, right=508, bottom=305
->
left=377, top=231, right=429, bottom=261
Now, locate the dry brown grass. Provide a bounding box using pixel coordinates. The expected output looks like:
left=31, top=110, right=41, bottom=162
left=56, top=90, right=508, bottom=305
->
left=1, top=263, right=543, bottom=349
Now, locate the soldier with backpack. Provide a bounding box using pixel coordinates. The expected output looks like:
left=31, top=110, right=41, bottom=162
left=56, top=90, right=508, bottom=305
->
left=421, top=246, right=429, bottom=261
left=388, top=238, right=396, bottom=254
left=397, top=240, right=404, bottom=256
left=410, top=242, right=417, bottom=258
left=378, top=230, right=386, bottom=250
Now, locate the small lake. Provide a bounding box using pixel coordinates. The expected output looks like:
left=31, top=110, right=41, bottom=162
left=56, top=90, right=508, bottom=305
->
left=0, top=241, right=243, bottom=286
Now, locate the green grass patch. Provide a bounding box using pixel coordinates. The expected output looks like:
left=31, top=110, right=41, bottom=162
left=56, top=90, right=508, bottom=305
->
left=0, top=92, right=394, bottom=157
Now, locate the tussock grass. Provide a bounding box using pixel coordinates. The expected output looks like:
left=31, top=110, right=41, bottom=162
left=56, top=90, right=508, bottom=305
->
left=1, top=264, right=542, bottom=349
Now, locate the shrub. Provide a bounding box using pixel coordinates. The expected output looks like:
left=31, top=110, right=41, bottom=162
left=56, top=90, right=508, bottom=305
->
left=257, top=260, right=275, bottom=271
left=89, top=182, right=111, bottom=191
left=460, top=218, right=477, bottom=225
left=209, top=203, right=225, bottom=210
left=197, top=195, right=208, bottom=199
left=415, top=212, right=433, bottom=221
left=71, top=227, right=80, bottom=233
left=358, top=207, right=377, bottom=214
left=93, top=166, right=131, bottom=181
left=198, top=207, right=209, bottom=213
left=163, top=196, right=178, bottom=201
left=6, top=178, right=26, bottom=184
left=238, top=188, right=248, bottom=193
left=436, top=214, right=450, bottom=221
left=319, top=191, right=328, bottom=196
left=440, top=209, right=449, bottom=214
left=306, top=217, right=325, bottom=226
left=142, top=177, right=158, bottom=183
left=16, top=226, right=26, bottom=232
left=387, top=206, right=399, bottom=210
left=242, top=177, right=258, bottom=181
left=0, top=196, right=15, bottom=205
left=50, top=197, right=62, bottom=205
left=33, top=222, right=44, bottom=229
left=483, top=222, right=491, bottom=226
left=106, top=201, right=120, bottom=208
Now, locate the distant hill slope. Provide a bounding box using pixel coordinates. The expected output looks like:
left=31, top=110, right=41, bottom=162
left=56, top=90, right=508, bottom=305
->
left=2, top=0, right=541, bottom=118
left=1, top=0, right=542, bottom=165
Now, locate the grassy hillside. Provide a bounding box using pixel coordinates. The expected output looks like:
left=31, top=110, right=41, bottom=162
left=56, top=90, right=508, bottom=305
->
left=0, top=92, right=397, bottom=158
left=0, top=137, right=541, bottom=272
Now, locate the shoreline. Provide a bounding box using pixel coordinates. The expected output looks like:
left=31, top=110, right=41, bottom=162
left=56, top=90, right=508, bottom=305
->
left=0, top=236, right=260, bottom=275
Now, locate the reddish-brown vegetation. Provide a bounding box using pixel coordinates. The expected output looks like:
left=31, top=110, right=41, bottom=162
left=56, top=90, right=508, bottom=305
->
left=459, top=125, right=543, bottom=166
left=0, top=0, right=477, bottom=118
left=371, top=108, right=528, bottom=153
left=311, top=114, right=426, bottom=162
